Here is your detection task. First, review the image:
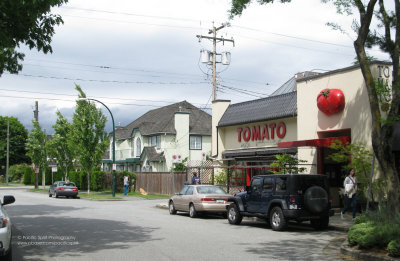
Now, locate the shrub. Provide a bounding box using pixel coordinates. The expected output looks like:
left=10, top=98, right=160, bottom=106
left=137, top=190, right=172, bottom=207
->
left=348, top=223, right=374, bottom=246
left=388, top=240, right=400, bottom=257
left=23, top=167, right=34, bottom=185
left=8, top=164, right=31, bottom=182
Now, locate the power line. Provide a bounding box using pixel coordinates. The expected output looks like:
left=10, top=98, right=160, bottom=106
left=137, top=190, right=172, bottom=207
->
left=61, top=6, right=206, bottom=23
left=0, top=94, right=212, bottom=109
left=232, top=25, right=354, bottom=49
left=5, top=73, right=207, bottom=85
left=25, top=58, right=271, bottom=86
left=0, top=88, right=212, bottom=107
left=63, top=14, right=202, bottom=31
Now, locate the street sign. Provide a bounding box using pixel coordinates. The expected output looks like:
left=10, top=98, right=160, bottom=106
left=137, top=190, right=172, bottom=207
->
left=52, top=167, right=57, bottom=172
left=172, top=155, right=182, bottom=163
left=34, top=166, right=39, bottom=174
left=112, top=164, right=117, bottom=171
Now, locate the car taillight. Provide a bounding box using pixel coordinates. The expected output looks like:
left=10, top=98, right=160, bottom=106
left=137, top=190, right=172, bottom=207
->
left=201, top=198, right=216, bottom=202
left=0, top=217, right=8, bottom=228
left=58, top=187, right=64, bottom=191
left=73, top=188, right=78, bottom=191
left=290, top=196, right=296, bottom=203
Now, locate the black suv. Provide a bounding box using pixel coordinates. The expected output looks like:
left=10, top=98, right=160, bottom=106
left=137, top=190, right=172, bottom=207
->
left=227, top=174, right=334, bottom=231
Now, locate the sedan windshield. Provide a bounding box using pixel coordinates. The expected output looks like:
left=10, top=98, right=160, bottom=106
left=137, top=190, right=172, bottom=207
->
left=196, top=186, right=226, bottom=195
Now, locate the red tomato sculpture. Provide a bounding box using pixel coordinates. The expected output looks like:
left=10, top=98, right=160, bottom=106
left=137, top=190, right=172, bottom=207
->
left=317, top=88, right=345, bottom=115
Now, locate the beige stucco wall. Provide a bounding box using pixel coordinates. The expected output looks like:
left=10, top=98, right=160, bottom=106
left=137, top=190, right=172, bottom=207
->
left=212, top=100, right=231, bottom=157
left=296, top=63, right=392, bottom=173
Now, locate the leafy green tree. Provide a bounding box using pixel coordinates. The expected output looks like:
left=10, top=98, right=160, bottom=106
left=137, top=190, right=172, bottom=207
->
left=0, top=116, right=30, bottom=175
left=229, top=0, right=400, bottom=216
left=328, top=141, right=376, bottom=200
left=26, top=120, right=48, bottom=189
left=0, top=0, right=68, bottom=76
left=71, top=85, right=110, bottom=193
left=270, top=153, right=307, bottom=174
left=47, top=111, right=75, bottom=180
left=8, top=163, right=31, bottom=182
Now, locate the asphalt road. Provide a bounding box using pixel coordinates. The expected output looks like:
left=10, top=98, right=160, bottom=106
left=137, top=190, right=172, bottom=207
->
left=1, top=188, right=346, bottom=261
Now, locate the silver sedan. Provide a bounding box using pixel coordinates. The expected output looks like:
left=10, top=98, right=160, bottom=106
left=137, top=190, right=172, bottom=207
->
left=168, top=185, right=229, bottom=218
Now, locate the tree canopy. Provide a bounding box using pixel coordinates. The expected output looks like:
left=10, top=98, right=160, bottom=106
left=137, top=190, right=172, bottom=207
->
left=47, top=111, right=75, bottom=180
left=0, top=116, right=30, bottom=174
left=0, top=0, right=68, bottom=76
left=71, top=85, right=110, bottom=193
left=26, top=120, right=48, bottom=188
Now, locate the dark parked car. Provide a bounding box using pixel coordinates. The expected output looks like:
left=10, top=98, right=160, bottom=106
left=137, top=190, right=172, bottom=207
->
left=227, top=174, right=334, bottom=231
left=49, top=181, right=79, bottom=198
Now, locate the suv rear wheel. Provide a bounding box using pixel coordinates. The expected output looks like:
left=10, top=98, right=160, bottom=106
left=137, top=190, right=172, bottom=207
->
left=270, top=206, right=287, bottom=231
left=227, top=203, right=242, bottom=225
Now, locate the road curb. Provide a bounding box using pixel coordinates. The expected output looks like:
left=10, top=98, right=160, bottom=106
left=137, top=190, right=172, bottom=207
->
left=340, top=238, right=399, bottom=261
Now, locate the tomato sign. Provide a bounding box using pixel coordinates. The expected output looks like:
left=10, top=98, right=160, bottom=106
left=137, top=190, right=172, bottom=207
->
left=317, top=88, right=345, bottom=115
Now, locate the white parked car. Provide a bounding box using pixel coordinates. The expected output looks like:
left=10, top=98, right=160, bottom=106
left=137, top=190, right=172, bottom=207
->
left=0, top=195, right=15, bottom=260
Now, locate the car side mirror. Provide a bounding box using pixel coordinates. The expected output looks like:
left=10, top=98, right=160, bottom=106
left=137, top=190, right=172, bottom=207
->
left=2, top=195, right=15, bottom=206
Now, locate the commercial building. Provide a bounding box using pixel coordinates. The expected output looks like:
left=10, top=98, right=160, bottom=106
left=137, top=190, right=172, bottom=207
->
left=212, top=61, right=399, bottom=206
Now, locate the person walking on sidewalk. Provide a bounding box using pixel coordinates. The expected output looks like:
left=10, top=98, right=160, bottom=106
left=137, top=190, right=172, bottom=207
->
left=341, top=168, right=357, bottom=220
left=124, top=175, right=129, bottom=196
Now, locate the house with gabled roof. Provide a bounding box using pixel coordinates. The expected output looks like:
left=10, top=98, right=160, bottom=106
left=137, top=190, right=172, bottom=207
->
left=102, top=101, right=212, bottom=172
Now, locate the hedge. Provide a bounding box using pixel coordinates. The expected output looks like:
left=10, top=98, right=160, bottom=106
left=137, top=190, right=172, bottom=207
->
left=21, top=167, right=136, bottom=192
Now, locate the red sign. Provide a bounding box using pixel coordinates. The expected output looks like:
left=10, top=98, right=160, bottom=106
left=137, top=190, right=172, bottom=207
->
left=237, top=122, right=286, bottom=142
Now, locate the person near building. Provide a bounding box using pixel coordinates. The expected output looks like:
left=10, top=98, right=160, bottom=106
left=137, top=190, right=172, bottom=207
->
left=124, top=175, right=129, bottom=196
left=191, top=173, right=201, bottom=185
left=341, top=168, right=358, bottom=220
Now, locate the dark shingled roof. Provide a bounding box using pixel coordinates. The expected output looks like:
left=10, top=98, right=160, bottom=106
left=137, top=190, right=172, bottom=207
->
left=218, top=92, right=297, bottom=127
left=141, top=147, right=166, bottom=162
left=117, top=101, right=211, bottom=140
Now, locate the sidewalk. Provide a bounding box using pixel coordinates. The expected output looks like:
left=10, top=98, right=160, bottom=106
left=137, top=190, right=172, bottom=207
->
left=329, top=208, right=354, bottom=232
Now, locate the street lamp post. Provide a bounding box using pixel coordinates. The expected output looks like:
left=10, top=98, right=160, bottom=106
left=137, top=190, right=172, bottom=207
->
left=78, top=98, right=116, bottom=197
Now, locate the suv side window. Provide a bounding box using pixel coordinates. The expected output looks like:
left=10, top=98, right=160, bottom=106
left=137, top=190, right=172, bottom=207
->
left=263, top=177, right=274, bottom=191
left=275, top=177, right=287, bottom=191
left=250, top=178, right=262, bottom=192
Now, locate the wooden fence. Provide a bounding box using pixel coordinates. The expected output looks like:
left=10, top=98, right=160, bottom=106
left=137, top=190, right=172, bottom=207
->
left=135, top=172, right=186, bottom=195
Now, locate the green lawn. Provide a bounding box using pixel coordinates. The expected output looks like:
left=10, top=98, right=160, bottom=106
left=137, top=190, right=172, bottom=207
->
left=27, top=188, right=169, bottom=200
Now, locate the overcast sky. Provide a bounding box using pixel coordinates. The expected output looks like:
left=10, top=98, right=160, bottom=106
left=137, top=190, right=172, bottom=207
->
left=0, top=0, right=389, bottom=134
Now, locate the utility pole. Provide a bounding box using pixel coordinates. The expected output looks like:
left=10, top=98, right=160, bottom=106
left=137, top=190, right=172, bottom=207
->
left=34, top=101, right=39, bottom=122
left=6, top=119, right=9, bottom=185
left=197, top=23, right=234, bottom=101
left=33, top=101, right=39, bottom=189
